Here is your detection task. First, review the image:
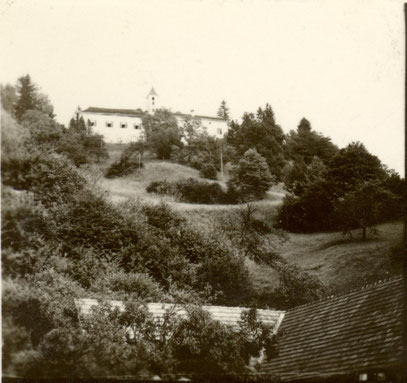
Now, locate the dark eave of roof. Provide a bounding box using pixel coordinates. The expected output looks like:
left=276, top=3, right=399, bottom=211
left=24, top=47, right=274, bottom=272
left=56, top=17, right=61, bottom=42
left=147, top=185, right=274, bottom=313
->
left=81, top=107, right=226, bottom=122
left=82, top=107, right=146, bottom=117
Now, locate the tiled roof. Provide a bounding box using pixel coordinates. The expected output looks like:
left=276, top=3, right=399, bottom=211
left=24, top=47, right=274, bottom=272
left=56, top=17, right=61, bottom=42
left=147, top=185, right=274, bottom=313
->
left=82, top=107, right=146, bottom=117
left=75, top=299, right=285, bottom=331
left=261, top=276, right=404, bottom=381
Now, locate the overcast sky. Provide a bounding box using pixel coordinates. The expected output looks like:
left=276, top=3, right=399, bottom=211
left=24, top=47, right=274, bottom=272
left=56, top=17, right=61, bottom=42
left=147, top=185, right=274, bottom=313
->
left=0, top=0, right=404, bottom=175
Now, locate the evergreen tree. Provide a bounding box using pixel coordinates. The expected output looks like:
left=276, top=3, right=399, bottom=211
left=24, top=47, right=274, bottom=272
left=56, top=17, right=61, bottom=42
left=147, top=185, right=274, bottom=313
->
left=217, top=100, right=230, bottom=121
left=285, top=117, right=338, bottom=165
left=228, top=148, right=274, bottom=201
left=226, top=104, right=286, bottom=181
left=14, top=75, right=38, bottom=121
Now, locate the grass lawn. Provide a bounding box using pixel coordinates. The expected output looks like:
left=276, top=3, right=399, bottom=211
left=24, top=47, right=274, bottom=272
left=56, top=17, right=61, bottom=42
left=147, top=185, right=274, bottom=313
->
left=279, top=221, right=404, bottom=293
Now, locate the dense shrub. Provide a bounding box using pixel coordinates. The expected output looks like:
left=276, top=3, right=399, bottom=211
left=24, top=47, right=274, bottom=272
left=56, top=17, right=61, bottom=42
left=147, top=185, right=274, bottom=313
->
left=200, top=162, right=218, bottom=180
left=146, top=180, right=175, bottom=195
left=228, top=149, right=274, bottom=202
left=147, top=178, right=238, bottom=204
left=105, top=154, right=144, bottom=178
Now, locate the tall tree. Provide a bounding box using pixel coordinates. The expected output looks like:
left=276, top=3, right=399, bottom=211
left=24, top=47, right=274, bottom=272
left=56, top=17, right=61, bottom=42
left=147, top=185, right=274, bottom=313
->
left=141, top=109, right=182, bottom=159
left=217, top=100, right=230, bottom=121
left=14, top=75, right=38, bottom=121
left=228, top=148, right=274, bottom=201
left=226, top=104, right=286, bottom=181
left=285, top=117, right=338, bottom=165
left=1, top=84, right=18, bottom=115
left=327, top=142, right=387, bottom=195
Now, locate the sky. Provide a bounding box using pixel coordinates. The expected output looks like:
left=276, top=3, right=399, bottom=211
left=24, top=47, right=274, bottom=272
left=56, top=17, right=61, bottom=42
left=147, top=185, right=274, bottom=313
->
left=0, top=0, right=405, bottom=175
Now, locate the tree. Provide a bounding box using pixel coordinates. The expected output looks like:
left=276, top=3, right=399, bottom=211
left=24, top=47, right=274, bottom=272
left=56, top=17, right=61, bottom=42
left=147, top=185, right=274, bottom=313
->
left=335, top=181, right=399, bottom=240
left=20, top=110, right=63, bottom=149
left=285, top=118, right=338, bottom=165
left=142, top=109, right=182, bottom=159
left=36, top=93, right=55, bottom=119
left=327, top=142, right=387, bottom=195
left=1, top=84, right=18, bottom=114
left=68, top=111, right=87, bottom=135
left=14, top=75, right=39, bottom=121
left=228, top=149, right=274, bottom=201
left=226, top=104, right=286, bottom=181
left=217, top=100, right=230, bottom=121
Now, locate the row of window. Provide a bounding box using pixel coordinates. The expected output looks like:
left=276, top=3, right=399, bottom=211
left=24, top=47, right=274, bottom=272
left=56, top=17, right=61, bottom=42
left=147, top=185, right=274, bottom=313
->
left=89, top=121, right=222, bottom=135
left=90, top=121, right=140, bottom=129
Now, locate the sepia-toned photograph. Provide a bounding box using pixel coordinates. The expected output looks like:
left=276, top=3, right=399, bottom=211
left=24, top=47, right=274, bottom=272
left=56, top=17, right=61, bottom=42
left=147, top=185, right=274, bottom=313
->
left=1, top=0, right=406, bottom=382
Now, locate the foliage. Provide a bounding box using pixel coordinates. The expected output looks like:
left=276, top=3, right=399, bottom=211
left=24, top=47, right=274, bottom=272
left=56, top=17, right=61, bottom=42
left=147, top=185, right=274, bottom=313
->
left=21, top=110, right=64, bottom=150
left=226, top=105, right=286, bottom=181
left=173, top=117, right=225, bottom=171
left=200, top=162, right=218, bottom=180
left=228, top=149, right=274, bottom=201
left=147, top=178, right=234, bottom=204
left=279, top=141, right=403, bottom=234
left=59, top=112, right=109, bottom=166
left=217, top=100, right=230, bottom=121
left=327, top=142, right=387, bottom=195
left=1, top=83, right=18, bottom=114
left=335, top=181, right=400, bottom=239
left=142, top=109, right=182, bottom=159
left=14, top=75, right=39, bottom=121
left=106, top=154, right=144, bottom=178
left=215, top=204, right=286, bottom=265
left=285, top=118, right=338, bottom=165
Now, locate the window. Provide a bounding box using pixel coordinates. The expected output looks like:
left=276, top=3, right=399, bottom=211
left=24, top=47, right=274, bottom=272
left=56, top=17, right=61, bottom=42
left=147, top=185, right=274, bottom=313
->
left=152, top=97, right=155, bottom=101
left=120, top=122, right=127, bottom=129
left=134, top=124, right=140, bottom=130
left=217, top=128, right=223, bottom=135
left=202, top=126, right=207, bottom=131
left=90, top=120, right=96, bottom=127
left=106, top=121, right=113, bottom=128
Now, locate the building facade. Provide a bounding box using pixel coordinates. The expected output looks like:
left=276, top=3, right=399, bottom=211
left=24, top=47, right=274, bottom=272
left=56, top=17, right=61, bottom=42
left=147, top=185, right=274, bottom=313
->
left=80, top=88, right=228, bottom=144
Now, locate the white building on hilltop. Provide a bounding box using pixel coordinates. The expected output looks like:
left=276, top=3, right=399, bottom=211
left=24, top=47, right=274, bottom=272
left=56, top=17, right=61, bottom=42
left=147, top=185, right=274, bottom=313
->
left=80, top=88, right=228, bottom=144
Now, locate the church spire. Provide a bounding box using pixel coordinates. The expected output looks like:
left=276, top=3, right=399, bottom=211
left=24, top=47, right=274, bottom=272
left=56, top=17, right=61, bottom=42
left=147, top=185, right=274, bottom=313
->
left=146, top=87, right=159, bottom=113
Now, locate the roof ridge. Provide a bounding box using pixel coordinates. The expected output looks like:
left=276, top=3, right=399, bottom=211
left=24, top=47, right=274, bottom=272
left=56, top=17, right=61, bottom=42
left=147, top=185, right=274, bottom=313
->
left=75, top=299, right=284, bottom=313
left=288, top=274, right=403, bottom=312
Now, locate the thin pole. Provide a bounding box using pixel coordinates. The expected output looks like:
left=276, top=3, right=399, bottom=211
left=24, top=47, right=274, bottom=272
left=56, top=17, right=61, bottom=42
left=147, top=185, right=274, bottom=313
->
left=403, top=4, right=407, bottom=381
left=220, top=142, right=224, bottom=181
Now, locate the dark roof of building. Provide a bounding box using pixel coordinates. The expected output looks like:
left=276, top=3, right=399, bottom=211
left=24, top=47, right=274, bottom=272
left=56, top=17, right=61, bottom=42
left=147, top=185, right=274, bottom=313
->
left=82, top=107, right=146, bottom=117
left=261, top=276, right=404, bottom=381
left=75, top=299, right=285, bottom=330
left=173, top=112, right=226, bottom=122
left=81, top=107, right=226, bottom=122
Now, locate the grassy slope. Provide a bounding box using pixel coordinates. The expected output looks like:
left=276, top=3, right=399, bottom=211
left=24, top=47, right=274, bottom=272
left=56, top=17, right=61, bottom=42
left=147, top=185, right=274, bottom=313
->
left=279, top=221, right=404, bottom=293
left=99, top=144, right=403, bottom=295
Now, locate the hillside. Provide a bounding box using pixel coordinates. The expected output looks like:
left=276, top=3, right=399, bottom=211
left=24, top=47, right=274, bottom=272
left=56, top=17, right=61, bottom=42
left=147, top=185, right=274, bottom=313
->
left=279, top=221, right=404, bottom=293
left=100, top=145, right=403, bottom=295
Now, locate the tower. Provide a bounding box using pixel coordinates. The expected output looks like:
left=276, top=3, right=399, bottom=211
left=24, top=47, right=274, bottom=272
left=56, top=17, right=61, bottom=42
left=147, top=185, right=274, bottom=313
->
left=146, top=87, right=159, bottom=114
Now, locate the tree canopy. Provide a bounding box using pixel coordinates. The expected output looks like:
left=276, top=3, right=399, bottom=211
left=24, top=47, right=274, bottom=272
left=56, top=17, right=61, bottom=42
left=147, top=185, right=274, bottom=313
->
left=226, top=104, right=286, bottom=181
left=228, top=148, right=274, bottom=201
left=142, top=109, right=182, bottom=159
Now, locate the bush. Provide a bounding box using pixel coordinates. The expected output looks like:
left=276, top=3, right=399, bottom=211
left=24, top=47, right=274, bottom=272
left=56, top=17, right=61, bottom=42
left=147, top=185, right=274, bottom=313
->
left=200, top=163, right=218, bottom=180
left=146, top=178, right=237, bottom=205
left=146, top=180, right=175, bottom=195
left=228, top=149, right=274, bottom=201
left=105, top=154, right=144, bottom=178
